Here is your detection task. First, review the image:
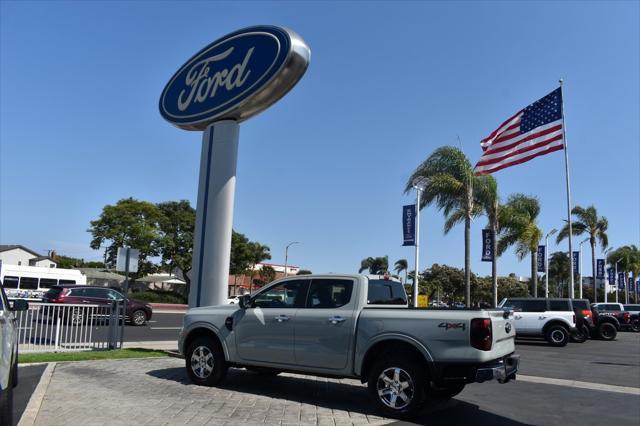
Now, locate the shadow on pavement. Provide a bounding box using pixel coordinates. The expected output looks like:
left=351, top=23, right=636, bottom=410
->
left=147, top=367, right=530, bottom=425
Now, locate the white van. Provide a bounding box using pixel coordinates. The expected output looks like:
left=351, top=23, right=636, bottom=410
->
left=0, top=264, right=87, bottom=300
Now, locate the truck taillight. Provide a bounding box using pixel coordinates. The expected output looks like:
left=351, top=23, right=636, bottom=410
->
left=470, top=318, right=492, bottom=351
left=582, top=309, right=592, bottom=318
left=623, top=312, right=630, bottom=323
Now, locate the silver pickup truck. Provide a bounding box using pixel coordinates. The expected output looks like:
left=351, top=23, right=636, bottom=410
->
left=179, top=274, right=519, bottom=418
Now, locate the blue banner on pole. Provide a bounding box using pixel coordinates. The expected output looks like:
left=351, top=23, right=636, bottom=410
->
left=402, top=205, right=416, bottom=246
left=607, top=268, right=615, bottom=284
left=630, top=279, right=635, bottom=292
left=481, top=229, right=494, bottom=262
left=618, top=272, right=626, bottom=290
left=572, top=251, right=580, bottom=274
left=537, top=246, right=545, bottom=272
left=596, top=259, right=605, bottom=279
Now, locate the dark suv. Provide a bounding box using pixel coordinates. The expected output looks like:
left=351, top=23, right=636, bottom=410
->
left=42, top=286, right=153, bottom=326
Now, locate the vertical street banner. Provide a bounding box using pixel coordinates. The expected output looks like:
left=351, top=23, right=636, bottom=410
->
left=537, top=246, right=545, bottom=272
left=630, top=279, right=635, bottom=293
left=607, top=268, right=615, bottom=285
left=618, top=272, right=626, bottom=290
left=481, top=229, right=494, bottom=262
left=402, top=205, right=416, bottom=246
left=596, top=259, right=605, bottom=278
left=572, top=251, right=580, bottom=274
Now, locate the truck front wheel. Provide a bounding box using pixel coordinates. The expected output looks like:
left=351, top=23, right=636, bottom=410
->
left=185, top=336, right=227, bottom=386
left=367, top=356, right=426, bottom=419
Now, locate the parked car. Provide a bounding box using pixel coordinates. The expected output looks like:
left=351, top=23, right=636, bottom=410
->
left=623, top=304, right=640, bottom=331
left=42, top=285, right=153, bottom=326
left=179, top=274, right=519, bottom=419
left=498, top=298, right=577, bottom=346
left=590, top=303, right=632, bottom=333
left=1, top=285, right=29, bottom=425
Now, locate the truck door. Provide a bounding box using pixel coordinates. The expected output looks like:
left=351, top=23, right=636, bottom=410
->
left=294, top=278, right=356, bottom=370
left=234, top=279, right=307, bottom=365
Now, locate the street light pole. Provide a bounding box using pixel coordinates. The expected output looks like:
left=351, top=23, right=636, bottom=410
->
left=545, top=229, right=558, bottom=298
left=578, top=238, right=589, bottom=299
left=412, top=178, right=426, bottom=308
left=284, top=241, right=300, bottom=277
left=603, top=247, right=613, bottom=303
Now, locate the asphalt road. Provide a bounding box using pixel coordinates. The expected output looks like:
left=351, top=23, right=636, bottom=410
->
left=12, top=363, right=46, bottom=426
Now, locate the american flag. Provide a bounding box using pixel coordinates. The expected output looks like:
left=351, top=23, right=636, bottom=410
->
left=474, top=88, right=564, bottom=175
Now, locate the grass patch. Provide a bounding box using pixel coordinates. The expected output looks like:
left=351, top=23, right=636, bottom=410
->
left=18, top=348, right=168, bottom=364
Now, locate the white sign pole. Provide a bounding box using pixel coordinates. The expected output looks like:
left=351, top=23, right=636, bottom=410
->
left=190, top=120, right=240, bottom=308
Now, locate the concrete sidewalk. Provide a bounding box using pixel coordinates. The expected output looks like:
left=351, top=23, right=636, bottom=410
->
left=29, top=358, right=390, bottom=426
left=123, top=340, right=178, bottom=351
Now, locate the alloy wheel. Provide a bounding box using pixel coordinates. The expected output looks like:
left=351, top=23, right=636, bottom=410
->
left=190, top=346, right=214, bottom=379
left=376, top=367, right=415, bottom=410
left=133, top=311, right=146, bottom=325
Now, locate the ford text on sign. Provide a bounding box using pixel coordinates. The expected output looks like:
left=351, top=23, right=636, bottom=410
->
left=160, top=26, right=310, bottom=130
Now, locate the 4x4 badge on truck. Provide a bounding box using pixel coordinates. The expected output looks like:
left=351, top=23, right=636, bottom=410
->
left=505, top=322, right=512, bottom=333
left=438, top=322, right=466, bottom=331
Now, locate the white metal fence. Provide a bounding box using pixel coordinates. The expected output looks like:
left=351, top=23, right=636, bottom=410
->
left=14, top=302, right=123, bottom=352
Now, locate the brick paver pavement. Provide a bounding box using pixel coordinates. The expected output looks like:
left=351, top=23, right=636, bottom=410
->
left=33, top=357, right=391, bottom=426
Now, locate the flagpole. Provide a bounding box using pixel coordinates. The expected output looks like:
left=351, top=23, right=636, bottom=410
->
left=559, top=79, right=574, bottom=298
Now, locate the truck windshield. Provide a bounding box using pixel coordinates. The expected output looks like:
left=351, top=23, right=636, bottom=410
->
left=367, top=280, right=407, bottom=305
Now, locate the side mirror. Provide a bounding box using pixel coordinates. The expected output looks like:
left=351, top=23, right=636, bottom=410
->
left=238, top=295, right=251, bottom=309
left=10, top=299, right=29, bottom=311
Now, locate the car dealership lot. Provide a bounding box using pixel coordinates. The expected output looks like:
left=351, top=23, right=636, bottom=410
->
left=15, top=333, right=639, bottom=426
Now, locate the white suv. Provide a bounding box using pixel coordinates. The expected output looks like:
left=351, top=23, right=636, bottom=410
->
left=499, top=298, right=576, bottom=346
left=1, top=286, right=29, bottom=424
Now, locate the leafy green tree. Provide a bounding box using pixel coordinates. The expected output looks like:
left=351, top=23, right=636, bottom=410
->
left=358, top=256, right=389, bottom=274
left=157, top=200, right=195, bottom=295
left=498, top=194, right=543, bottom=297
left=88, top=198, right=162, bottom=277
left=230, top=231, right=252, bottom=294
left=557, top=205, right=608, bottom=302
left=53, top=255, right=83, bottom=269
left=82, top=261, right=106, bottom=268
left=394, top=259, right=408, bottom=284
left=255, top=265, right=276, bottom=287
left=405, top=146, right=485, bottom=306
left=476, top=175, right=500, bottom=307
left=248, top=242, right=271, bottom=293
left=297, top=269, right=313, bottom=275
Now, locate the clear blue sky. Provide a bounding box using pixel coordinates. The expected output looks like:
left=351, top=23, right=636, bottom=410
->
left=1, top=1, right=638, bottom=279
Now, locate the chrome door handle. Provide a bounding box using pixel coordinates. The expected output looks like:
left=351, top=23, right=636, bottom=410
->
left=275, top=315, right=290, bottom=323
left=329, top=316, right=346, bottom=324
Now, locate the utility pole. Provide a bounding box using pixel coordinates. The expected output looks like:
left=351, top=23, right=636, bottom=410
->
left=284, top=242, right=300, bottom=277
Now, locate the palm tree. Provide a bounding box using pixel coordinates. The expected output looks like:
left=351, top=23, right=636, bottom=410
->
left=405, top=146, right=484, bottom=306
left=248, top=242, right=271, bottom=293
left=607, top=245, right=640, bottom=303
left=359, top=256, right=389, bottom=275
left=498, top=194, right=543, bottom=297
left=394, top=259, right=408, bottom=284
left=556, top=205, right=608, bottom=302
left=476, top=175, right=500, bottom=307
left=548, top=251, right=570, bottom=297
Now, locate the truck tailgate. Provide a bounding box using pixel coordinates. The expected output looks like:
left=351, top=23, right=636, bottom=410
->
left=488, top=309, right=516, bottom=356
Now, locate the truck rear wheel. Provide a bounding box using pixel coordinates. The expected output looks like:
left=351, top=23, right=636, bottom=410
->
left=545, top=325, right=569, bottom=346
left=367, top=356, right=426, bottom=419
left=185, top=336, right=227, bottom=386
left=597, top=322, right=617, bottom=340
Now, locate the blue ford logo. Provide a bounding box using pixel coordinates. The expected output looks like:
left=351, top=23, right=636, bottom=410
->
left=160, top=26, right=310, bottom=131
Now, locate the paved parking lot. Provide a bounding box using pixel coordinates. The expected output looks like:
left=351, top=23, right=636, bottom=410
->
left=19, top=333, right=640, bottom=426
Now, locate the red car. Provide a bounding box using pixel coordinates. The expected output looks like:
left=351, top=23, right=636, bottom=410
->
left=42, top=285, right=153, bottom=326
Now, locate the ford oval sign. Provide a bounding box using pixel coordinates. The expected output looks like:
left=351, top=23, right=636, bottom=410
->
left=160, top=26, right=310, bottom=130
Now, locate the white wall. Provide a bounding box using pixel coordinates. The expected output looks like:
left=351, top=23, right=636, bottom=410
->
left=0, top=248, right=36, bottom=266
left=33, top=259, right=57, bottom=268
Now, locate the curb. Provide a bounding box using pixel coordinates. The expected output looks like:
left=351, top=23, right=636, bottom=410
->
left=18, top=362, right=56, bottom=426
left=149, top=303, right=188, bottom=310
